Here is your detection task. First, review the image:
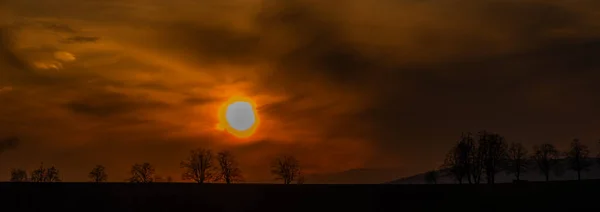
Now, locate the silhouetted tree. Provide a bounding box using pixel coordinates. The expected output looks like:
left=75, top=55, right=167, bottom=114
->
left=181, top=148, right=215, bottom=183
left=506, top=142, right=528, bottom=181
left=216, top=150, right=243, bottom=184
left=30, top=163, right=61, bottom=182
left=532, top=143, right=560, bottom=181
left=424, top=170, right=439, bottom=184
left=129, top=163, right=155, bottom=183
left=479, top=132, right=508, bottom=184
left=88, top=165, right=108, bottom=182
left=470, top=133, right=486, bottom=184
left=566, top=139, right=591, bottom=181
left=442, top=148, right=464, bottom=184
left=10, top=168, right=27, bottom=182
left=441, top=133, right=473, bottom=184
left=271, top=155, right=301, bottom=184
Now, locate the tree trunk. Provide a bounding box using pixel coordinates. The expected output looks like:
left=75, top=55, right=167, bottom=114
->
left=545, top=173, right=549, bottom=181
left=577, top=170, right=581, bottom=181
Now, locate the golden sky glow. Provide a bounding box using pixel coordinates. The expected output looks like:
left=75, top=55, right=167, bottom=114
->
left=1, top=0, right=600, bottom=183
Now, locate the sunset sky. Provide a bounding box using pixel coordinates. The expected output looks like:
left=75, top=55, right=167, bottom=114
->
left=1, top=0, right=600, bottom=183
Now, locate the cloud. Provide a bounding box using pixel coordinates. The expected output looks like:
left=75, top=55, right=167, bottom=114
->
left=0, top=27, right=29, bottom=72
left=0, top=136, right=19, bottom=153
left=41, top=23, right=77, bottom=33
left=183, top=96, right=220, bottom=106
left=63, top=90, right=171, bottom=118
left=32, top=61, right=62, bottom=70
left=0, top=86, right=13, bottom=93
left=61, top=36, right=100, bottom=44
left=53, top=51, right=76, bottom=62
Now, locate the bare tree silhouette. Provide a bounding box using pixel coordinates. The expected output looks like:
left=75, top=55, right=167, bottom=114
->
left=424, top=170, right=439, bottom=184
left=181, top=148, right=215, bottom=183
left=479, top=132, right=508, bottom=184
left=129, top=163, right=155, bottom=183
left=442, top=146, right=464, bottom=184
left=470, top=133, right=486, bottom=184
left=271, top=155, right=301, bottom=184
left=442, top=131, right=510, bottom=184
left=506, top=142, right=528, bottom=181
left=30, top=163, right=61, bottom=182
left=88, top=165, right=108, bottom=183
left=216, top=150, right=243, bottom=184
left=532, top=143, right=560, bottom=181
left=10, top=168, right=27, bottom=182
left=441, top=133, right=473, bottom=184
left=566, top=139, right=591, bottom=181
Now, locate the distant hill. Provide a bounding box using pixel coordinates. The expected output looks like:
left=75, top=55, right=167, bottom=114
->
left=305, top=168, right=406, bottom=184
left=388, top=158, right=600, bottom=184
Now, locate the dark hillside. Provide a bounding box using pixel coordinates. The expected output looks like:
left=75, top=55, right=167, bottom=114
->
left=1, top=181, right=600, bottom=211
left=390, top=158, right=600, bottom=184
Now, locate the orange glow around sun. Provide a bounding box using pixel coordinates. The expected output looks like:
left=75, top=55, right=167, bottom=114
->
left=216, top=96, right=260, bottom=138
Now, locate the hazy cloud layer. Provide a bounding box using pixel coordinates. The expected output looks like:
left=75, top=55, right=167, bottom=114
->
left=1, top=0, right=600, bottom=182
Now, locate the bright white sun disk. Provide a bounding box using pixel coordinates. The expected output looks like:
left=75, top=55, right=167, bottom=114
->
left=225, top=101, right=256, bottom=131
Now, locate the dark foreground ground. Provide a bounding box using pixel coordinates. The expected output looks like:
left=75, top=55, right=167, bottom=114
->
left=1, top=180, right=599, bottom=212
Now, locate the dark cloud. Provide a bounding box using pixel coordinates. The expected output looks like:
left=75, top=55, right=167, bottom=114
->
left=153, top=23, right=262, bottom=65
left=41, top=22, right=77, bottom=33
left=63, top=90, right=171, bottom=117
left=257, top=94, right=307, bottom=114
left=61, top=36, right=100, bottom=43
left=0, top=136, right=19, bottom=153
left=0, top=27, right=29, bottom=73
left=182, top=96, right=220, bottom=106
left=150, top=0, right=378, bottom=86
left=132, top=82, right=170, bottom=91
left=257, top=0, right=383, bottom=83
left=146, top=0, right=598, bottom=92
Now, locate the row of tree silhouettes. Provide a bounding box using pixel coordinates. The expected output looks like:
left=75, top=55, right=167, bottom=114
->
left=424, top=131, right=596, bottom=184
left=4, top=146, right=304, bottom=184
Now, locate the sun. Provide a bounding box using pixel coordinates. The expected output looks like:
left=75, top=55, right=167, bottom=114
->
left=217, top=96, right=260, bottom=138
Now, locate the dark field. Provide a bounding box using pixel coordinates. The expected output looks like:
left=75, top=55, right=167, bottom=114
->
left=1, top=181, right=598, bottom=212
